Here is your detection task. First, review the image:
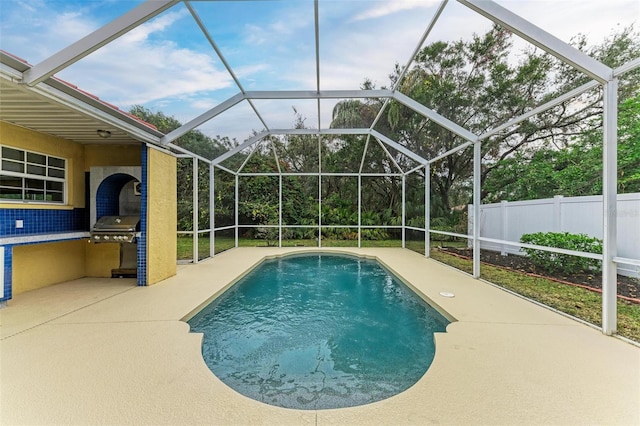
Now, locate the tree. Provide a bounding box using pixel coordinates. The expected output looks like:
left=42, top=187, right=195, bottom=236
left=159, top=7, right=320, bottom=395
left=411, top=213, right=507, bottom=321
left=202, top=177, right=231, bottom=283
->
left=330, top=25, right=639, bottom=221
left=129, top=105, right=228, bottom=231
left=484, top=94, right=640, bottom=200
left=128, top=105, right=229, bottom=160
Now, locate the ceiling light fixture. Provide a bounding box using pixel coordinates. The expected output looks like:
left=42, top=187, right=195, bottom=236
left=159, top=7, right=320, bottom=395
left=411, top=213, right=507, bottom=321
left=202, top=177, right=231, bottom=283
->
left=96, top=129, right=111, bottom=139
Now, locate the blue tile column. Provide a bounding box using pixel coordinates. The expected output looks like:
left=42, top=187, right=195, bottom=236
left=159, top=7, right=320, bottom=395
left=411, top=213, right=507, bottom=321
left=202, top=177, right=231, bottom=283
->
left=1, top=247, right=12, bottom=303
left=137, top=144, right=148, bottom=286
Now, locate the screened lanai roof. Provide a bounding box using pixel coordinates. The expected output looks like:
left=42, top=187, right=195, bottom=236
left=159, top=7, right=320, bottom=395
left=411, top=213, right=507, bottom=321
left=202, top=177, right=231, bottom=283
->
left=1, top=0, right=638, bottom=155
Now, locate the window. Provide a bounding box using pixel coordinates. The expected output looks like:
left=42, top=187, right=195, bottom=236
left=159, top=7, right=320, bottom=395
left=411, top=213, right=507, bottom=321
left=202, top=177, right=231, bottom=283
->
left=0, top=146, right=66, bottom=203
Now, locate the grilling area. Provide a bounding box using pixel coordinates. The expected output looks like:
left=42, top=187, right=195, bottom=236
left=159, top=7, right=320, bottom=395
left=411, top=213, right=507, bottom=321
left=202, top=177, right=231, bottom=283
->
left=90, top=215, right=140, bottom=244
left=89, top=166, right=142, bottom=278
left=1, top=115, right=177, bottom=296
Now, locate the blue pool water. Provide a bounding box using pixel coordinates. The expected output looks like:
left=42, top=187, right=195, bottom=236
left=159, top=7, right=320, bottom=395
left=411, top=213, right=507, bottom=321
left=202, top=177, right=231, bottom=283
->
left=188, top=254, right=450, bottom=410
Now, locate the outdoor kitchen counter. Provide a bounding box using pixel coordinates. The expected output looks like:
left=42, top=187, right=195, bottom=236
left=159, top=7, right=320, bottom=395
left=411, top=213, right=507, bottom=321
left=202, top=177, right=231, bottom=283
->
left=1, top=231, right=90, bottom=245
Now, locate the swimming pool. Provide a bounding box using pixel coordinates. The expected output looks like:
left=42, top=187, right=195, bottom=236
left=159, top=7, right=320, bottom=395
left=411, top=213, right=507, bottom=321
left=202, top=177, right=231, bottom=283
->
left=188, top=253, right=450, bottom=410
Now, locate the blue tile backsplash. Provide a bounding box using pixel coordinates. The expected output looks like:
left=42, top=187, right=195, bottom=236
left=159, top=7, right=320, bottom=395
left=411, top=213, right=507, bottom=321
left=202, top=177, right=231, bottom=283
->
left=0, top=208, right=86, bottom=236
left=96, top=173, right=137, bottom=219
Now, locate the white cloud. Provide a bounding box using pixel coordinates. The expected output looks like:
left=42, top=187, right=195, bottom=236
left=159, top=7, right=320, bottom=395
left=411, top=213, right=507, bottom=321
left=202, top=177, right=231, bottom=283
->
left=351, top=0, right=440, bottom=22
left=2, top=0, right=637, bottom=142
left=52, top=11, right=96, bottom=41
left=243, top=23, right=270, bottom=46
left=495, top=0, right=639, bottom=45
left=119, top=9, right=189, bottom=44
left=241, top=4, right=313, bottom=45
left=53, top=8, right=235, bottom=107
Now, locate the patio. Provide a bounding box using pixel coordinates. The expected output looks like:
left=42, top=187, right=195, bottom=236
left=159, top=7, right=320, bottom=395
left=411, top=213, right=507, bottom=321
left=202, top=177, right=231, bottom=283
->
left=1, top=247, right=638, bottom=425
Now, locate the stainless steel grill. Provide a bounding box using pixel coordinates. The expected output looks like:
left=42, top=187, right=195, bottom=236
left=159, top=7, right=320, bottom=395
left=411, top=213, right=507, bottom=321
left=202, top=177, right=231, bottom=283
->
left=90, top=215, right=140, bottom=243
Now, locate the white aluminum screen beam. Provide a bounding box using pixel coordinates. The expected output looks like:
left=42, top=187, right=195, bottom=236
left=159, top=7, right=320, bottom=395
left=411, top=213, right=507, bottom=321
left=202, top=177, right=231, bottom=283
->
left=210, top=163, right=215, bottom=257
left=393, top=91, right=478, bottom=142
left=374, top=138, right=404, bottom=174
left=214, top=164, right=236, bottom=175
left=185, top=1, right=270, bottom=131
left=393, top=0, right=449, bottom=91
left=358, top=175, right=362, bottom=248
left=429, top=141, right=474, bottom=164
left=186, top=1, right=243, bottom=93
left=425, top=162, right=431, bottom=258
left=269, top=139, right=282, bottom=174
left=314, top=0, right=321, bottom=128
left=160, top=93, right=244, bottom=144
left=211, top=131, right=269, bottom=166
left=269, top=128, right=370, bottom=135
left=458, top=0, right=612, bottom=83
left=478, top=237, right=604, bottom=260
left=359, top=135, right=372, bottom=174
left=405, top=164, right=425, bottom=176
left=370, top=130, right=429, bottom=164
left=236, top=140, right=263, bottom=174
left=314, top=0, right=321, bottom=94
left=22, top=0, right=179, bottom=86
left=157, top=90, right=390, bottom=140
left=472, top=140, right=481, bottom=278
left=371, top=0, right=449, bottom=131
left=238, top=172, right=402, bottom=177
left=602, top=79, right=618, bottom=335
left=316, top=98, right=322, bottom=131
left=480, top=80, right=600, bottom=140
left=245, top=90, right=393, bottom=100
left=192, top=157, right=199, bottom=263
left=614, top=57, right=640, bottom=77
left=166, top=142, right=210, bottom=163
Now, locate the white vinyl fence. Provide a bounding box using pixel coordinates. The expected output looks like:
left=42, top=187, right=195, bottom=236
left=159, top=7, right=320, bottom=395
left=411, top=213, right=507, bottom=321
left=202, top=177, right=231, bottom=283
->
left=469, top=193, right=640, bottom=278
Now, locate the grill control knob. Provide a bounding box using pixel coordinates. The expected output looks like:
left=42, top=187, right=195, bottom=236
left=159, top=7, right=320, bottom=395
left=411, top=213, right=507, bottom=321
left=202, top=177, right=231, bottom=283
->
left=104, top=235, right=110, bottom=240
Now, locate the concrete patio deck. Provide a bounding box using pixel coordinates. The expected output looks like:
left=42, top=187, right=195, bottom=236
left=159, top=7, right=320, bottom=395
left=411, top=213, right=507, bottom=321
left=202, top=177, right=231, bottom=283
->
left=1, top=247, right=638, bottom=425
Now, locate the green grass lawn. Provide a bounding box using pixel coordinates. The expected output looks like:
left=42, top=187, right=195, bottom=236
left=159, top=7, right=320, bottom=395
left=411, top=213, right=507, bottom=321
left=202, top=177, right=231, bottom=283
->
left=430, top=249, right=640, bottom=343
left=177, top=235, right=212, bottom=260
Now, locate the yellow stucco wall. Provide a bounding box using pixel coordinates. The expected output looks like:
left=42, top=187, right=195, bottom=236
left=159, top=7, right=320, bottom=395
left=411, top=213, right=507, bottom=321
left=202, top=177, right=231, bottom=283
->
left=85, top=243, right=121, bottom=277
left=146, top=147, right=177, bottom=285
left=2, top=122, right=146, bottom=286
left=84, top=145, right=141, bottom=170
left=0, top=122, right=84, bottom=209
left=2, top=122, right=177, bottom=289
left=12, top=241, right=86, bottom=294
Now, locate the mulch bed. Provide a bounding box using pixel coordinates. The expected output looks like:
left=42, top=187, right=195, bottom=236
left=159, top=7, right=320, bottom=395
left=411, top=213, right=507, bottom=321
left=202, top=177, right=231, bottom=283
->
left=440, top=247, right=640, bottom=302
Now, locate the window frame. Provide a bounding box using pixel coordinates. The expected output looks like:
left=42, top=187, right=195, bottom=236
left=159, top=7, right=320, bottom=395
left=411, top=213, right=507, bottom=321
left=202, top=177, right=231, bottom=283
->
left=0, top=145, right=67, bottom=204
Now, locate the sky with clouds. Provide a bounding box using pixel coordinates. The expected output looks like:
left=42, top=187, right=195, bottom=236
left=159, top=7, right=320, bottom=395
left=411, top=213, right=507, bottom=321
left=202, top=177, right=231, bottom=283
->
left=1, top=0, right=638, bottom=142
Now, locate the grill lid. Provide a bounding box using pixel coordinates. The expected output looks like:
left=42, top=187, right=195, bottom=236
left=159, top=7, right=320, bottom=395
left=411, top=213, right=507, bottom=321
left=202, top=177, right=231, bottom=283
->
left=91, top=215, right=140, bottom=243
left=93, top=215, right=140, bottom=232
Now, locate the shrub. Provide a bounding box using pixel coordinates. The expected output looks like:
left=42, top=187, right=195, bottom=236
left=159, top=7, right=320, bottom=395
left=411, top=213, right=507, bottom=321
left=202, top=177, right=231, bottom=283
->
left=520, top=232, right=603, bottom=274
